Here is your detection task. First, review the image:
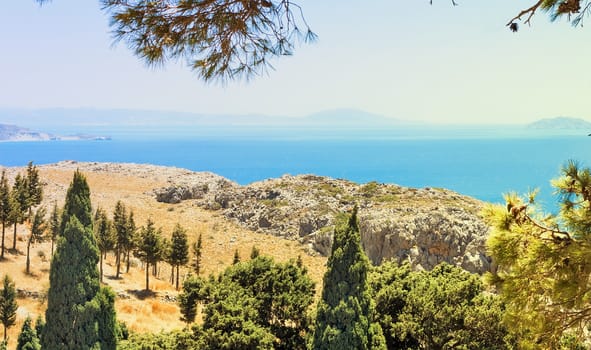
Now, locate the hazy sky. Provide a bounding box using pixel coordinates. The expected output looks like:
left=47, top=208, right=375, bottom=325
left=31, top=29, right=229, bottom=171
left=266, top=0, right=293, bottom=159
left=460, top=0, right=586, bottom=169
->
left=1, top=1, right=591, bottom=124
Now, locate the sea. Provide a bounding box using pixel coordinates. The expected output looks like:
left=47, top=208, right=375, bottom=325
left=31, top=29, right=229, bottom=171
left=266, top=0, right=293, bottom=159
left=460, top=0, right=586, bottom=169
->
left=0, top=125, right=589, bottom=210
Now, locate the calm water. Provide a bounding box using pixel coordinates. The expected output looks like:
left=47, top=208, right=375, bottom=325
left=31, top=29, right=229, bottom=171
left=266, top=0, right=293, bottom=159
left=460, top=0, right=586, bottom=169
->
left=0, top=131, right=589, bottom=207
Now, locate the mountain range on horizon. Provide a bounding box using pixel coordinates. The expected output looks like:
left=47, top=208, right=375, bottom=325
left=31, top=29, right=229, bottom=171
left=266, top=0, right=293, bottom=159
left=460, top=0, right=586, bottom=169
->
left=0, top=108, right=589, bottom=141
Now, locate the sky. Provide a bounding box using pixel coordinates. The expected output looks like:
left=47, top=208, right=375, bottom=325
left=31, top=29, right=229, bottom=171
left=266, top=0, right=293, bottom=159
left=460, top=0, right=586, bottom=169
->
left=1, top=1, right=591, bottom=124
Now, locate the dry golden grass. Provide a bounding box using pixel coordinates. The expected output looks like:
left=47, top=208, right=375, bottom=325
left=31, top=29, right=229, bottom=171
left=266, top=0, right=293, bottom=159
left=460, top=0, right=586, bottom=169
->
left=0, top=166, right=327, bottom=348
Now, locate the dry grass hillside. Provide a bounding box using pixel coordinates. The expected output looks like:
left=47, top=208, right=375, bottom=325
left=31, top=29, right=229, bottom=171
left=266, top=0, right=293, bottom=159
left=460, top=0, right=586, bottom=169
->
left=0, top=162, right=327, bottom=349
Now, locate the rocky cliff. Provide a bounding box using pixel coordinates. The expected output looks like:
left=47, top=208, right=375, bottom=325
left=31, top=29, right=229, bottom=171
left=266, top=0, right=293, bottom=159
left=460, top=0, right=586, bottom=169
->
left=154, top=171, right=491, bottom=273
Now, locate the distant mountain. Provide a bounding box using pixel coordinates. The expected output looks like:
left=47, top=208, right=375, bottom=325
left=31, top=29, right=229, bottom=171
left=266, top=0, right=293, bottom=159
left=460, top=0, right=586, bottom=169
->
left=0, top=123, right=110, bottom=142
left=526, top=117, right=591, bottom=129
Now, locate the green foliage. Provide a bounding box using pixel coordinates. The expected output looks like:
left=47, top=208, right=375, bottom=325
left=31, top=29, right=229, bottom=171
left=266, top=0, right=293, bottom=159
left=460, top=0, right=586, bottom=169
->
left=180, top=255, right=315, bottom=349
left=25, top=162, right=42, bottom=211
left=10, top=174, right=29, bottom=250
left=232, top=249, right=241, bottom=265
left=484, top=161, right=591, bottom=347
left=312, top=207, right=386, bottom=350
left=113, top=200, right=129, bottom=278
left=43, top=171, right=117, bottom=349
left=135, top=218, right=164, bottom=291
left=0, top=171, right=10, bottom=259
left=0, top=275, right=17, bottom=341
left=26, top=207, right=47, bottom=274
left=193, top=233, right=203, bottom=275
left=101, top=0, right=316, bottom=83
left=371, top=261, right=514, bottom=349
left=118, top=329, right=198, bottom=350
left=34, top=316, right=44, bottom=345
left=169, top=224, right=189, bottom=290
left=16, top=317, right=41, bottom=350
left=94, top=207, right=114, bottom=281
left=48, top=202, right=61, bottom=256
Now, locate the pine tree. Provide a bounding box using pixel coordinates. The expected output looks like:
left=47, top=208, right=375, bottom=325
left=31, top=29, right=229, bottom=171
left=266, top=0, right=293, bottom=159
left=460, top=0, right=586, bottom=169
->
left=233, top=249, right=241, bottom=265
left=312, top=207, right=386, bottom=350
left=135, top=219, right=163, bottom=291
left=94, top=207, right=114, bottom=282
left=193, top=233, right=203, bottom=275
left=34, top=316, right=44, bottom=346
left=10, top=174, right=29, bottom=251
left=42, top=170, right=117, bottom=349
left=48, top=202, right=61, bottom=256
left=112, top=201, right=128, bottom=279
left=16, top=317, right=41, bottom=350
left=169, top=224, right=189, bottom=290
left=25, top=162, right=43, bottom=219
left=124, top=210, right=137, bottom=273
left=0, top=173, right=10, bottom=260
left=26, top=208, right=46, bottom=274
left=0, top=275, right=17, bottom=342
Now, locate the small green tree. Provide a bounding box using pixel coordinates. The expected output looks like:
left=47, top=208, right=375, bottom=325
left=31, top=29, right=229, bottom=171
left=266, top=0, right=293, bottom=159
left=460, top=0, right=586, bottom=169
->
left=26, top=208, right=47, bottom=274
left=94, top=207, right=115, bottom=282
left=178, top=276, right=206, bottom=325
left=10, top=174, right=29, bottom=251
left=16, top=316, right=41, bottom=350
left=34, top=316, right=44, bottom=346
left=0, top=172, right=10, bottom=259
left=113, top=200, right=128, bottom=279
left=135, top=219, right=164, bottom=291
left=312, top=207, right=386, bottom=350
left=193, top=233, right=203, bottom=275
left=232, top=249, right=241, bottom=265
left=125, top=210, right=137, bottom=273
left=169, top=224, right=189, bottom=290
left=48, top=202, right=61, bottom=256
left=0, top=275, right=17, bottom=342
left=25, top=162, right=43, bottom=219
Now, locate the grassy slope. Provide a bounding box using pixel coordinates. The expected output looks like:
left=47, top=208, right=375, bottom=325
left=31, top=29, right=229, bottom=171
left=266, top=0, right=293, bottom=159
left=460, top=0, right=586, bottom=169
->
left=0, top=167, right=327, bottom=348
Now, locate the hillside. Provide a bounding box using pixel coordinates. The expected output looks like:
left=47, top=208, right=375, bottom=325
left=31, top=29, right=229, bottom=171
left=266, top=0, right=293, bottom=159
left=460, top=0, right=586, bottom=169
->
left=526, top=116, right=591, bottom=129
left=0, top=161, right=490, bottom=348
left=0, top=123, right=110, bottom=141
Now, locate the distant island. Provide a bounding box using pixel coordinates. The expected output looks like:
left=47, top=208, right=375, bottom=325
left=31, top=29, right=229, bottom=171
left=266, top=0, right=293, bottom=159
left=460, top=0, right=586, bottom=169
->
left=0, top=123, right=110, bottom=142
left=526, top=116, right=591, bottom=130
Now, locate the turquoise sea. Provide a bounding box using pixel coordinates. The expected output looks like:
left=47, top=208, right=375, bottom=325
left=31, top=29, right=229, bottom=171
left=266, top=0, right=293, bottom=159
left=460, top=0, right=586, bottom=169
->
left=0, top=127, right=589, bottom=208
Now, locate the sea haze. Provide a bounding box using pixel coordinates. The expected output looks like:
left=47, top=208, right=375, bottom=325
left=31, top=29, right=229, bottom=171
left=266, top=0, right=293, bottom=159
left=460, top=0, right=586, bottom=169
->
left=1, top=125, right=590, bottom=209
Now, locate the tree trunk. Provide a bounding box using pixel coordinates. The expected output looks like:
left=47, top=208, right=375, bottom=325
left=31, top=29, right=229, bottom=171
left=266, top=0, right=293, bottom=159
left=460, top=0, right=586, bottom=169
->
left=145, top=262, right=150, bottom=291
left=176, top=265, right=180, bottom=290
left=26, top=237, right=31, bottom=274
left=100, top=252, right=103, bottom=283
left=126, top=250, right=131, bottom=272
left=12, top=221, right=17, bottom=250
left=3, top=323, right=6, bottom=340
left=170, top=265, right=174, bottom=284
left=1, top=221, right=5, bottom=259
left=115, top=247, right=121, bottom=278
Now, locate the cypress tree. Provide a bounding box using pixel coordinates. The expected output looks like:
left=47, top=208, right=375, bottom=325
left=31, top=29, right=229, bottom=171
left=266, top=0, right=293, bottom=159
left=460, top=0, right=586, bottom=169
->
left=193, top=233, right=203, bottom=275
left=169, top=224, right=189, bottom=290
left=16, top=317, right=41, bottom=350
left=42, top=170, right=117, bottom=350
left=112, top=201, right=128, bottom=279
left=94, top=207, right=114, bottom=283
left=0, top=172, right=10, bottom=259
left=48, top=202, right=61, bottom=256
left=0, top=275, right=17, bottom=342
left=312, top=207, right=385, bottom=350
left=26, top=208, right=46, bottom=274
left=10, top=174, right=28, bottom=251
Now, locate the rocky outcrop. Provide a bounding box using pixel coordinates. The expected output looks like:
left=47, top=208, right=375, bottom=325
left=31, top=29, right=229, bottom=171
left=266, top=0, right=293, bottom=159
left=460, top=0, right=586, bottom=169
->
left=153, top=172, right=491, bottom=274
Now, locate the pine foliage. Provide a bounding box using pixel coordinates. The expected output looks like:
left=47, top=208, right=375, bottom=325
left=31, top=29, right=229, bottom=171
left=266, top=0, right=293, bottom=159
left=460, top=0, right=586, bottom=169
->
left=135, top=218, right=164, bottom=291
left=169, top=224, right=189, bottom=290
left=0, top=172, right=10, bottom=259
left=485, top=161, right=591, bottom=347
left=16, top=317, right=41, bottom=350
left=0, top=275, right=17, bottom=342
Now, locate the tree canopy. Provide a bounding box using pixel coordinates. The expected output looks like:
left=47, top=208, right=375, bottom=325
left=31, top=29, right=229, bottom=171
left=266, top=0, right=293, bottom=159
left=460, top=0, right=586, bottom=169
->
left=484, top=161, right=591, bottom=348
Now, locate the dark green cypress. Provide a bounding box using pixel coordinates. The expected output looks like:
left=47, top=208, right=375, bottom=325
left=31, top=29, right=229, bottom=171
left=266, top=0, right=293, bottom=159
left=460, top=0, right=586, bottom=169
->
left=42, top=170, right=117, bottom=350
left=16, top=317, right=41, bottom=350
left=312, top=207, right=385, bottom=350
